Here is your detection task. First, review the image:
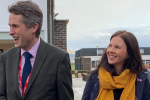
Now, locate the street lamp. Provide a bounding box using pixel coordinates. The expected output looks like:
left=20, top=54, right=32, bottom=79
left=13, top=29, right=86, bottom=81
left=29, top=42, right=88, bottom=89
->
left=96, top=46, right=99, bottom=66
left=97, top=46, right=99, bottom=56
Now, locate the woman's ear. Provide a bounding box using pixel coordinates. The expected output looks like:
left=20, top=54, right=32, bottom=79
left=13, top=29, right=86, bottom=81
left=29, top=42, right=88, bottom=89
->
left=126, top=53, right=129, bottom=58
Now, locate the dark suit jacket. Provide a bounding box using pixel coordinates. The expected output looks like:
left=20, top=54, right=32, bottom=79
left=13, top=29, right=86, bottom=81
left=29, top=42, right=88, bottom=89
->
left=0, top=39, right=74, bottom=100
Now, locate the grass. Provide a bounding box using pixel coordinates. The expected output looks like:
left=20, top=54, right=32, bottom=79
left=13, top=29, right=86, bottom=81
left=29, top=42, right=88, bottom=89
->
left=71, top=64, right=75, bottom=77
left=71, top=64, right=75, bottom=70
left=72, top=74, right=75, bottom=77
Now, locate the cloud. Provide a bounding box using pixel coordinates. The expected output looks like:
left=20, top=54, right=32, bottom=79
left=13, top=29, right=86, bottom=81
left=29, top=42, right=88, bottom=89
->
left=55, top=0, right=150, bottom=51
left=67, top=25, right=150, bottom=51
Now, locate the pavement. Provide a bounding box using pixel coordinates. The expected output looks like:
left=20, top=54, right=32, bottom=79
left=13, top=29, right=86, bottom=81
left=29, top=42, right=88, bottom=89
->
left=72, top=77, right=86, bottom=100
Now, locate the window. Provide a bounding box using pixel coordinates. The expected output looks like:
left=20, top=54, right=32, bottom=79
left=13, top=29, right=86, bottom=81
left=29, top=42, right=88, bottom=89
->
left=146, top=60, right=150, bottom=64
left=97, top=49, right=103, bottom=55
left=0, top=49, right=3, bottom=55
left=140, top=49, right=144, bottom=54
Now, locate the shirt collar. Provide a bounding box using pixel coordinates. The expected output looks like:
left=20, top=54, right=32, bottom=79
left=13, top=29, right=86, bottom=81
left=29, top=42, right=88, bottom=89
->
left=21, top=38, right=40, bottom=58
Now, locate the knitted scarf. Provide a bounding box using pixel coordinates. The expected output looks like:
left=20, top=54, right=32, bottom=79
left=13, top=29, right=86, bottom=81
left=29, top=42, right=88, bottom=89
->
left=96, top=68, right=136, bottom=100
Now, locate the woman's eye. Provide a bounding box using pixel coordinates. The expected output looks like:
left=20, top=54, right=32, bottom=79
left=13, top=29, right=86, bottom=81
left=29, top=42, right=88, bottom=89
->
left=116, top=46, right=120, bottom=49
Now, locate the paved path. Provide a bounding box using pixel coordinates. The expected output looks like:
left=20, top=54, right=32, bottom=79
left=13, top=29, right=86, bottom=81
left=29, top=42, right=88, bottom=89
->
left=72, top=77, right=86, bottom=100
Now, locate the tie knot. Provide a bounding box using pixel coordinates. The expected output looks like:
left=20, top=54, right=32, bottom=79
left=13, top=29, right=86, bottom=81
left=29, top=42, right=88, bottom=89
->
left=24, top=52, right=32, bottom=60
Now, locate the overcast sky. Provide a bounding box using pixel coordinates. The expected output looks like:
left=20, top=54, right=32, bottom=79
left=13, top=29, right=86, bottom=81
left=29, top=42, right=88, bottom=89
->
left=55, top=0, right=150, bottom=51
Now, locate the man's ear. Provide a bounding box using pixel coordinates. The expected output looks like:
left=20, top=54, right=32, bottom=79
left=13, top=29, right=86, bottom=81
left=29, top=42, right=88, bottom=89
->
left=32, top=23, right=39, bottom=33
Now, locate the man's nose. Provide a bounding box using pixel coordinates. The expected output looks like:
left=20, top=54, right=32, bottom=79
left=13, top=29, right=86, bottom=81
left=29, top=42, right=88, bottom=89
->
left=9, top=27, right=15, bottom=35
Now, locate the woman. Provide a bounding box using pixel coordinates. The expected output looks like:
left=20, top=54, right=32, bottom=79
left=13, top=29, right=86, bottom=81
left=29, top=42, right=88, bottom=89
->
left=82, top=30, right=150, bottom=100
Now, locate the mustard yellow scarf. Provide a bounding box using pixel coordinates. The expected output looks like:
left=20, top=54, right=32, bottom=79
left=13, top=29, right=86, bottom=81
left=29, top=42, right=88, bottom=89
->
left=96, top=68, right=136, bottom=100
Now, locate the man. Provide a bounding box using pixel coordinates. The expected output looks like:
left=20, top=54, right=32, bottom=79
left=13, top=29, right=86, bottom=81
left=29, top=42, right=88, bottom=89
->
left=0, top=1, right=74, bottom=100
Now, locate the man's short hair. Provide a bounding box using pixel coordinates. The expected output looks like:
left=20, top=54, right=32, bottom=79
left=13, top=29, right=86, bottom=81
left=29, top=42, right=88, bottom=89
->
left=8, top=1, right=43, bottom=37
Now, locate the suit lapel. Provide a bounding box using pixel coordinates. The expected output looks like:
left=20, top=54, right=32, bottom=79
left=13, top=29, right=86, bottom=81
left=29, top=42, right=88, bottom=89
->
left=25, top=39, right=47, bottom=96
left=12, top=48, right=22, bottom=99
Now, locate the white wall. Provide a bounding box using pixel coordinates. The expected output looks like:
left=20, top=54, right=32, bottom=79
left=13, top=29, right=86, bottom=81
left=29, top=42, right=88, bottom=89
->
left=0, top=0, right=47, bottom=42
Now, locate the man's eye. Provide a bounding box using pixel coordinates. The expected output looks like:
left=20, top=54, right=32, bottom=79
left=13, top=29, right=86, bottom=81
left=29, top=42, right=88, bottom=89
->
left=12, top=25, right=18, bottom=28
left=108, top=45, right=111, bottom=47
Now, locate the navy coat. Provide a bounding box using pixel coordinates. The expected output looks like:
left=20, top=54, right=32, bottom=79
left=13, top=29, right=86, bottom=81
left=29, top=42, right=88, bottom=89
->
left=82, top=70, right=150, bottom=100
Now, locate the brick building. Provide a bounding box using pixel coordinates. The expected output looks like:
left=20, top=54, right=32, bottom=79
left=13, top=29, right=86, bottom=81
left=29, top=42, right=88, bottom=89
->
left=0, top=0, right=68, bottom=53
left=54, top=20, right=69, bottom=51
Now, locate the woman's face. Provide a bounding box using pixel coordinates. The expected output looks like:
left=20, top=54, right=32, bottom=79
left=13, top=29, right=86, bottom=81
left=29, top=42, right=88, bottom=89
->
left=107, top=36, right=128, bottom=69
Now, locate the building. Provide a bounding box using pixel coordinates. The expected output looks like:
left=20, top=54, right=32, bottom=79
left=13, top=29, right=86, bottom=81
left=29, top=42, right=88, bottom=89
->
left=0, top=0, right=68, bottom=53
left=75, top=47, right=150, bottom=70
left=67, top=49, right=75, bottom=64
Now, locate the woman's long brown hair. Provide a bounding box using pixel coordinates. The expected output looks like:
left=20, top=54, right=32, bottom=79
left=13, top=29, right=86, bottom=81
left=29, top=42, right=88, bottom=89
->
left=93, top=30, right=144, bottom=76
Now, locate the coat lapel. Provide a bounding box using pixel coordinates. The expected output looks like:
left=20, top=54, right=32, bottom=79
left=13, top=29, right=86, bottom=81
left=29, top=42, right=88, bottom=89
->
left=136, top=72, right=147, bottom=99
left=25, top=39, right=47, bottom=96
left=12, top=48, right=22, bottom=99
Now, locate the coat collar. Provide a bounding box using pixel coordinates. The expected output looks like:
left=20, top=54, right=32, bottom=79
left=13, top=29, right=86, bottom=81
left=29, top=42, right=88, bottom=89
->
left=135, top=71, right=147, bottom=100
left=25, top=39, right=47, bottom=97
